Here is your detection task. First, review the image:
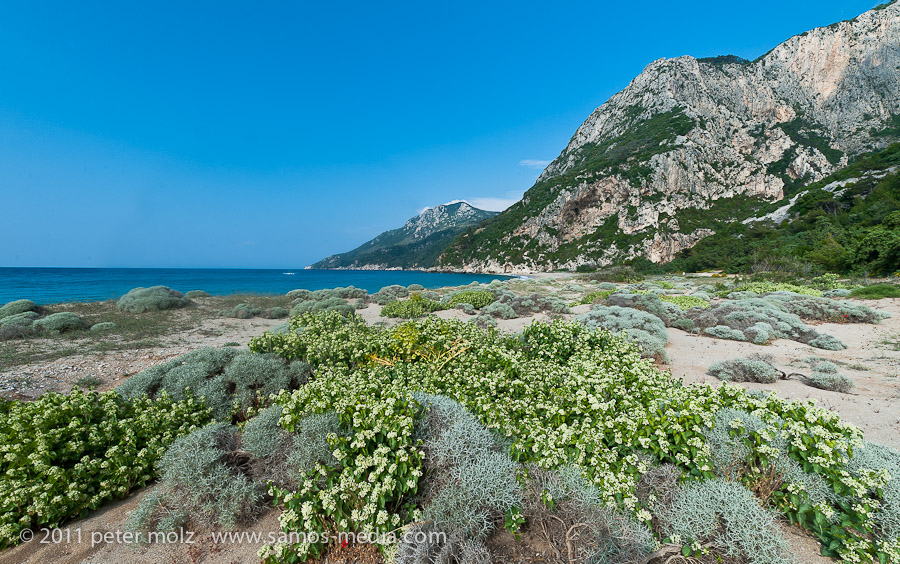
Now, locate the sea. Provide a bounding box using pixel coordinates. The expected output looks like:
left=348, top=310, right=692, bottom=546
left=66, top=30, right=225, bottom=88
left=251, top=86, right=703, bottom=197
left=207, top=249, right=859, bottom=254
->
left=0, top=268, right=515, bottom=305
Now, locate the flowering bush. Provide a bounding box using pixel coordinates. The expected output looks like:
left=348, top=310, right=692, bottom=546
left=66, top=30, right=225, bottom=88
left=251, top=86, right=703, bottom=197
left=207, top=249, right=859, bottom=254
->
left=247, top=311, right=897, bottom=562
left=0, top=389, right=210, bottom=548
left=659, top=294, right=710, bottom=310
left=446, top=290, right=495, bottom=310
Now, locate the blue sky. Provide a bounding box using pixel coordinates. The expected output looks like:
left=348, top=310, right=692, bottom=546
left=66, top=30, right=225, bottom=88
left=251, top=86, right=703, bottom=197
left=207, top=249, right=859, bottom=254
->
left=0, top=0, right=881, bottom=268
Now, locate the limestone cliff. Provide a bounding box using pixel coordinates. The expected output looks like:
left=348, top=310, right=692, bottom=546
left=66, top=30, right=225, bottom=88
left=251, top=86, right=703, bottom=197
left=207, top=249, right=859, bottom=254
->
left=439, top=1, right=900, bottom=272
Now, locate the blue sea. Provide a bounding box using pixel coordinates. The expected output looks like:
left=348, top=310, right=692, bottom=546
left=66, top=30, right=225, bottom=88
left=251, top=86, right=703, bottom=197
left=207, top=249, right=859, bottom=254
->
left=0, top=268, right=515, bottom=305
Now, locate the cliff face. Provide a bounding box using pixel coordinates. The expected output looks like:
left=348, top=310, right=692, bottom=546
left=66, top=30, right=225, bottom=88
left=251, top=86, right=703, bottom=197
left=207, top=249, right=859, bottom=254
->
left=439, top=1, right=900, bottom=272
left=312, top=201, right=497, bottom=270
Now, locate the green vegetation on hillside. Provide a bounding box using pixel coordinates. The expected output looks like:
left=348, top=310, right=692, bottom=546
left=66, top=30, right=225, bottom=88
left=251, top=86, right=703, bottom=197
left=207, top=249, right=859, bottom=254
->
left=313, top=202, right=497, bottom=269
left=668, top=143, right=900, bottom=276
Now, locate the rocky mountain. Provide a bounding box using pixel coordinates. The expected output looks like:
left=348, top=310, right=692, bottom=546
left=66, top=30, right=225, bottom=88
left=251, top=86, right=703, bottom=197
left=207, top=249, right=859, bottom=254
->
left=438, top=1, right=900, bottom=273
left=312, top=201, right=497, bottom=270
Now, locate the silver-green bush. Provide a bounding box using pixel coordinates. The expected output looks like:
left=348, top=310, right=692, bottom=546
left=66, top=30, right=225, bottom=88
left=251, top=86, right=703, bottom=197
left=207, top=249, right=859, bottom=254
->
left=117, top=286, right=191, bottom=313
left=125, top=423, right=264, bottom=535
left=184, top=290, right=210, bottom=299
left=0, top=311, right=39, bottom=328
left=90, top=321, right=117, bottom=332
left=708, top=357, right=780, bottom=383
left=33, top=312, right=85, bottom=335
left=0, top=299, right=38, bottom=319
left=576, top=305, right=668, bottom=361
left=660, top=478, right=793, bottom=564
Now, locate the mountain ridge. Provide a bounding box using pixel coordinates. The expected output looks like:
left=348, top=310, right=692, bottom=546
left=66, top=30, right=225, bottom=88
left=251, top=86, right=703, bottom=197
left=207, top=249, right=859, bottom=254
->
left=437, top=1, right=900, bottom=273
left=311, top=201, right=497, bottom=270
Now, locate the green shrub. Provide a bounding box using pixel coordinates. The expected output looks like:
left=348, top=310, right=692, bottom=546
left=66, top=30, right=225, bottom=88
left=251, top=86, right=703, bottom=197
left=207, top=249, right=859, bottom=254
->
left=0, top=389, right=210, bottom=548
left=74, top=375, right=103, bottom=388
left=219, top=303, right=262, bottom=319
left=659, top=294, right=709, bottom=310
left=704, top=324, right=748, bottom=341
left=126, top=423, right=264, bottom=535
left=672, top=318, right=695, bottom=331
left=850, top=284, right=900, bottom=299
left=447, top=290, right=495, bottom=309
left=89, top=321, right=117, bottom=332
left=571, top=290, right=615, bottom=306
left=655, top=281, right=675, bottom=289
left=0, top=311, right=39, bottom=328
left=722, top=282, right=823, bottom=297
left=184, top=290, right=210, bottom=299
left=117, top=286, right=191, bottom=313
left=707, top=357, right=780, bottom=383
left=455, top=302, right=476, bottom=315
left=482, top=301, right=517, bottom=319
left=469, top=314, right=497, bottom=329
left=249, top=312, right=886, bottom=563
left=576, top=305, right=668, bottom=361
left=407, top=284, right=425, bottom=292
left=290, top=297, right=353, bottom=317
left=381, top=295, right=446, bottom=318
left=33, top=312, right=85, bottom=335
left=262, top=306, right=289, bottom=319
left=0, top=299, right=38, bottom=319
left=587, top=266, right=644, bottom=283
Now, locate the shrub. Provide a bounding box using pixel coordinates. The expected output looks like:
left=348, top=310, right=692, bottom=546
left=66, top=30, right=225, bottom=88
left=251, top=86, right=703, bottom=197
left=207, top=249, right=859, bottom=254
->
left=0, top=389, right=210, bottom=548
left=74, top=375, right=102, bottom=388
left=763, top=292, right=887, bottom=323
left=446, top=290, right=495, bottom=309
left=689, top=298, right=846, bottom=349
left=184, top=290, right=210, bottom=298
left=290, top=297, right=354, bottom=317
left=373, top=285, right=410, bottom=305
left=407, top=284, right=425, bottom=292
left=381, top=295, right=446, bottom=319
left=117, top=286, right=191, bottom=313
left=576, top=305, right=668, bottom=361
left=0, top=299, right=38, bottom=319
left=672, top=318, right=695, bottom=331
left=0, top=324, right=35, bottom=341
left=722, top=281, right=823, bottom=297
left=126, top=423, right=265, bottom=535
left=850, top=284, right=900, bottom=299
left=607, top=292, right=686, bottom=326
left=571, top=289, right=615, bottom=305
left=490, top=289, right=570, bottom=316
left=704, top=324, right=748, bottom=341
left=587, top=266, right=644, bottom=283
left=807, top=362, right=854, bottom=393
left=414, top=394, right=521, bottom=539
left=219, top=303, right=262, bottom=319
left=33, top=312, right=85, bottom=335
left=659, top=294, right=709, bottom=310
left=482, top=301, right=517, bottom=319
left=0, top=311, right=39, bottom=328
left=454, top=302, right=476, bottom=315
left=249, top=313, right=887, bottom=562
left=469, top=314, right=497, bottom=329
left=824, top=288, right=852, bottom=298
left=660, top=479, right=793, bottom=564
left=846, top=441, right=900, bottom=540
left=90, top=321, right=117, bottom=332
left=707, top=357, right=780, bottom=383
left=262, top=306, right=289, bottom=319
left=115, top=347, right=308, bottom=421
left=286, top=289, right=311, bottom=300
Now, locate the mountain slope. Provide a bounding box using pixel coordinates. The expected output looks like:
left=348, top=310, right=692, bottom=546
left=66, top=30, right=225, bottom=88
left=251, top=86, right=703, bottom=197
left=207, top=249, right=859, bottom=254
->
left=666, top=142, right=900, bottom=275
left=439, top=1, right=900, bottom=273
left=312, top=202, right=497, bottom=270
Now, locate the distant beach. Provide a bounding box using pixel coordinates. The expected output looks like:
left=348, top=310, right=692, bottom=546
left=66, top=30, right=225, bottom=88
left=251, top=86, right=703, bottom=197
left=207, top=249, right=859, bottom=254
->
left=0, top=268, right=512, bottom=304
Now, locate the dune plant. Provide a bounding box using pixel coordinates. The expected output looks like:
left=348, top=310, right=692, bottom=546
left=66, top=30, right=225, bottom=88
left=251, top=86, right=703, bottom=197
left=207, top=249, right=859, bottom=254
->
left=117, top=286, right=191, bottom=313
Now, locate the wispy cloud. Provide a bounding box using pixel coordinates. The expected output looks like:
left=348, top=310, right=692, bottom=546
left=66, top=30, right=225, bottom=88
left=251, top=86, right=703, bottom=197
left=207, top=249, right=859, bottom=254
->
left=466, top=191, right=524, bottom=212
left=518, top=159, right=551, bottom=169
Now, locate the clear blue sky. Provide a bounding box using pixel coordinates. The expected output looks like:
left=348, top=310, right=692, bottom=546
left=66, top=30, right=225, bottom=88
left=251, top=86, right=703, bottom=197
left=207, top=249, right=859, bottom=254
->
left=0, top=0, right=880, bottom=268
